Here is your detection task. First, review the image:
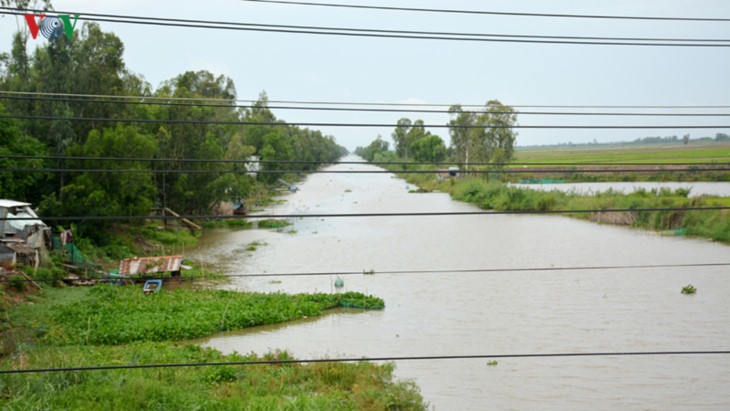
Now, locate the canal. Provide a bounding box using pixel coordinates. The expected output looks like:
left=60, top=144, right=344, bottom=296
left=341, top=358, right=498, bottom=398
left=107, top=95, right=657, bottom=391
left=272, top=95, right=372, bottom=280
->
left=189, top=155, right=730, bottom=410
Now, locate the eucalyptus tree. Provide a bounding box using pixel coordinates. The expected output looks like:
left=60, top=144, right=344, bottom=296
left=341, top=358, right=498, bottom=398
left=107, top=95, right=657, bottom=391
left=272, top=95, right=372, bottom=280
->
left=448, top=100, right=517, bottom=172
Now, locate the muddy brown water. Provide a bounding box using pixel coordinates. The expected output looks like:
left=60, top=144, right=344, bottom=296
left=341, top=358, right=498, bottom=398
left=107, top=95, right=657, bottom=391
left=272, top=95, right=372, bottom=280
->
left=188, top=155, right=730, bottom=410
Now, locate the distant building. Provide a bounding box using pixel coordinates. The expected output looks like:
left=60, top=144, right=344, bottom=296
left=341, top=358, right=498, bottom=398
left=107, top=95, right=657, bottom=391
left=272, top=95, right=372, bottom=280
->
left=246, top=156, right=260, bottom=177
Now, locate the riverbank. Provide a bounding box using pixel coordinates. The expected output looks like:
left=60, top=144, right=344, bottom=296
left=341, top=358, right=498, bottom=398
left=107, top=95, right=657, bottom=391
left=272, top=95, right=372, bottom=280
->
left=400, top=171, right=730, bottom=244
left=0, top=285, right=425, bottom=409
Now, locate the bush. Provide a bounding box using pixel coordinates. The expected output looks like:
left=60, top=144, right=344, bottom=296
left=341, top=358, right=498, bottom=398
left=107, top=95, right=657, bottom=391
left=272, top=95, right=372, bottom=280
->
left=7, top=274, right=27, bottom=292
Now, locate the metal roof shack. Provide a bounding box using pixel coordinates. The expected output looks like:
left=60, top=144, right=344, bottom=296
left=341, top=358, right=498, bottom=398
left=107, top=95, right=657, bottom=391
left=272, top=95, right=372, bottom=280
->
left=119, top=255, right=184, bottom=277
left=0, top=200, right=46, bottom=238
left=0, top=199, right=49, bottom=267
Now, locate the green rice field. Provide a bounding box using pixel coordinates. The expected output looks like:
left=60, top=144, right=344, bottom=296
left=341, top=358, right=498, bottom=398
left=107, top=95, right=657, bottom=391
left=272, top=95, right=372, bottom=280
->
left=515, top=142, right=730, bottom=164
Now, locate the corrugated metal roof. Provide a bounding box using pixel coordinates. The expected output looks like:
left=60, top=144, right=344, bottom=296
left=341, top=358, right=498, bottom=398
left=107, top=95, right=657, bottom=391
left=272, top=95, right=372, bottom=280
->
left=0, top=200, right=32, bottom=208
left=119, top=255, right=183, bottom=276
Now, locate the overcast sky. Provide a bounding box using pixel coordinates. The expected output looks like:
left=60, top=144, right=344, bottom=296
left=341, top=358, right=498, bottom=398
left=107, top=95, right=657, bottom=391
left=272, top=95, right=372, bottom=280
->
left=1, top=0, right=729, bottom=150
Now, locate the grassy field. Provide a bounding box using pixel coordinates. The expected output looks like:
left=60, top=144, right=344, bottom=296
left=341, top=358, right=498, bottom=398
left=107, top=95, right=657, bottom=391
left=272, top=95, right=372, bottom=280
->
left=0, top=286, right=425, bottom=410
left=515, top=142, right=730, bottom=164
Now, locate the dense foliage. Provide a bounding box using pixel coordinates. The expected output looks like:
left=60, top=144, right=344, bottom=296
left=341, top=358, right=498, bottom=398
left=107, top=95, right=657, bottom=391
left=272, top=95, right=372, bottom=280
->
left=1, top=286, right=418, bottom=410
left=405, top=175, right=730, bottom=243
left=0, top=344, right=426, bottom=410
left=389, top=118, right=447, bottom=162
left=355, top=100, right=517, bottom=166
left=0, top=24, right=346, bottom=242
left=354, top=135, right=390, bottom=162
left=448, top=100, right=517, bottom=166
left=42, top=286, right=384, bottom=345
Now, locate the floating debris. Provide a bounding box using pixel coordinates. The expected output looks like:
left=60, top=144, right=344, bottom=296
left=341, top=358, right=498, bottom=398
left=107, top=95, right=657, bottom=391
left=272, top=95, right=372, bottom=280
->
left=119, top=255, right=183, bottom=277
left=143, top=279, right=163, bottom=294
left=681, top=284, right=697, bottom=294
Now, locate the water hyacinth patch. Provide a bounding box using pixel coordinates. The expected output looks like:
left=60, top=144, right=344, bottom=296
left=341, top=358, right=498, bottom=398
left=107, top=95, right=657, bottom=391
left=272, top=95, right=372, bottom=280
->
left=44, top=285, right=384, bottom=345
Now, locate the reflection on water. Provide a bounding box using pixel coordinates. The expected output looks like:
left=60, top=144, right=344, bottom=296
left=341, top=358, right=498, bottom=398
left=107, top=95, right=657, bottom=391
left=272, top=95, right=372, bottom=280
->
left=512, top=181, right=730, bottom=197
left=188, top=155, right=730, bottom=410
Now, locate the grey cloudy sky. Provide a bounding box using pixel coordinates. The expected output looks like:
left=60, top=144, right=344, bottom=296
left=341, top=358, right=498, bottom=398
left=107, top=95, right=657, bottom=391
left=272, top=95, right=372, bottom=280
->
left=1, top=0, right=729, bottom=150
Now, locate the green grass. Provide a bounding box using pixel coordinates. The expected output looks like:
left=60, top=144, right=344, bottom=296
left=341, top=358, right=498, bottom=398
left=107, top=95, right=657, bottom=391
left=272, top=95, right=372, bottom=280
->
left=515, top=142, right=730, bottom=164
left=451, top=179, right=730, bottom=242
left=71, top=224, right=200, bottom=264
left=0, top=343, right=425, bottom=410
left=0, top=285, right=418, bottom=410
left=201, top=219, right=253, bottom=229
left=392, top=169, right=730, bottom=243
left=15, top=286, right=384, bottom=345
left=380, top=152, right=730, bottom=243
left=510, top=143, right=730, bottom=182
left=257, top=219, right=292, bottom=229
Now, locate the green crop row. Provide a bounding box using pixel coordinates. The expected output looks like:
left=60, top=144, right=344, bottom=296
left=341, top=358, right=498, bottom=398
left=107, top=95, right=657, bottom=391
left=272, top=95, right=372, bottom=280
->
left=515, top=143, right=730, bottom=164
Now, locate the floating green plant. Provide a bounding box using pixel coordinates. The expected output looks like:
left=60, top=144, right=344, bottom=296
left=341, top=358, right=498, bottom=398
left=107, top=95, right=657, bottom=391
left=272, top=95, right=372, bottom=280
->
left=681, top=284, right=697, bottom=294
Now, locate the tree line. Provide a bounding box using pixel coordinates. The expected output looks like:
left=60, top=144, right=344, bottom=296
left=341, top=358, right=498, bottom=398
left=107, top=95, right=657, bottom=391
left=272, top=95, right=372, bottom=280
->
left=355, top=100, right=517, bottom=166
left=0, top=23, right=346, bottom=241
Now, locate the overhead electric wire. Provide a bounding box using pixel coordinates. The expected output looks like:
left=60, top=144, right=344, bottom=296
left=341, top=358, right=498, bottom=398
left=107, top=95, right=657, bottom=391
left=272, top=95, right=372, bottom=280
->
left=2, top=94, right=730, bottom=117
left=2, top=206, right=729, bottom=223
left=2, top=90, right=729, bottom=109
left=1, top=114, right=728, bottom=130
left=2, top=154, right=728, bottom=168
left=0, top=5, right=726, bottom=388
left=4, top=262, right=730, bottom=284
left=4, top=167, right=729, bottom=174
left=2, top=351, right=729, bottom=374
left=239, top=0, right=730, bottom=22
left=2, top=8, right=730, bottom=47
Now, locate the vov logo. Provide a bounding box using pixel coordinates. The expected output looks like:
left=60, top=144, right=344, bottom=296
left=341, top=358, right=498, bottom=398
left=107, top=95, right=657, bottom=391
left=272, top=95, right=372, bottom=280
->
left=24, top=14, right=80, bottom=41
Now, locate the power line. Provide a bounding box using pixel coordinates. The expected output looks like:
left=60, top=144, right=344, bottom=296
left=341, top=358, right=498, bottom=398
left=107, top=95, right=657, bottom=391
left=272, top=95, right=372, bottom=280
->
left=2, top=95, right=730, bottom=117
left=2, top=207, right=728, bottom=222
left=5, top=262, right=730, bottom=283
left=2, top=351, right=728, bottom=374
left=239, top=0, right=730, bottom=22
left=2, top=8, right=730, bottom=47
left=2, top=90, right=729, bottom=109
left=4, top=167, right=729, bottom=174
left=2, top=155, right=728, bottom=167
left=1, top=114, right=728, bottom=129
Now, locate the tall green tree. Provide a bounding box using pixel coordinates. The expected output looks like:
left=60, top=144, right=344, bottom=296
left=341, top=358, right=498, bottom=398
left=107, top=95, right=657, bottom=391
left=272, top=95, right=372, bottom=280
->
left=152, top=70, right=241, bottom=213
left=40, top=125, right=157, bottom=242
left=391, top=118, right=412, bottom=159
left=355, top=135, right=389, bottom=161
left=1, top=20, right=347, bottom=235
left=448, top=100, right=517, bottom=170
left=0, top=104, right=50, bottom=202
left=410, top=135, right=446, bottom=163
left=69, top=23, right=129, bottom=138
left=477, top=100, right=517, bottom=164
left=447, top=105, right=477, bottom=167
